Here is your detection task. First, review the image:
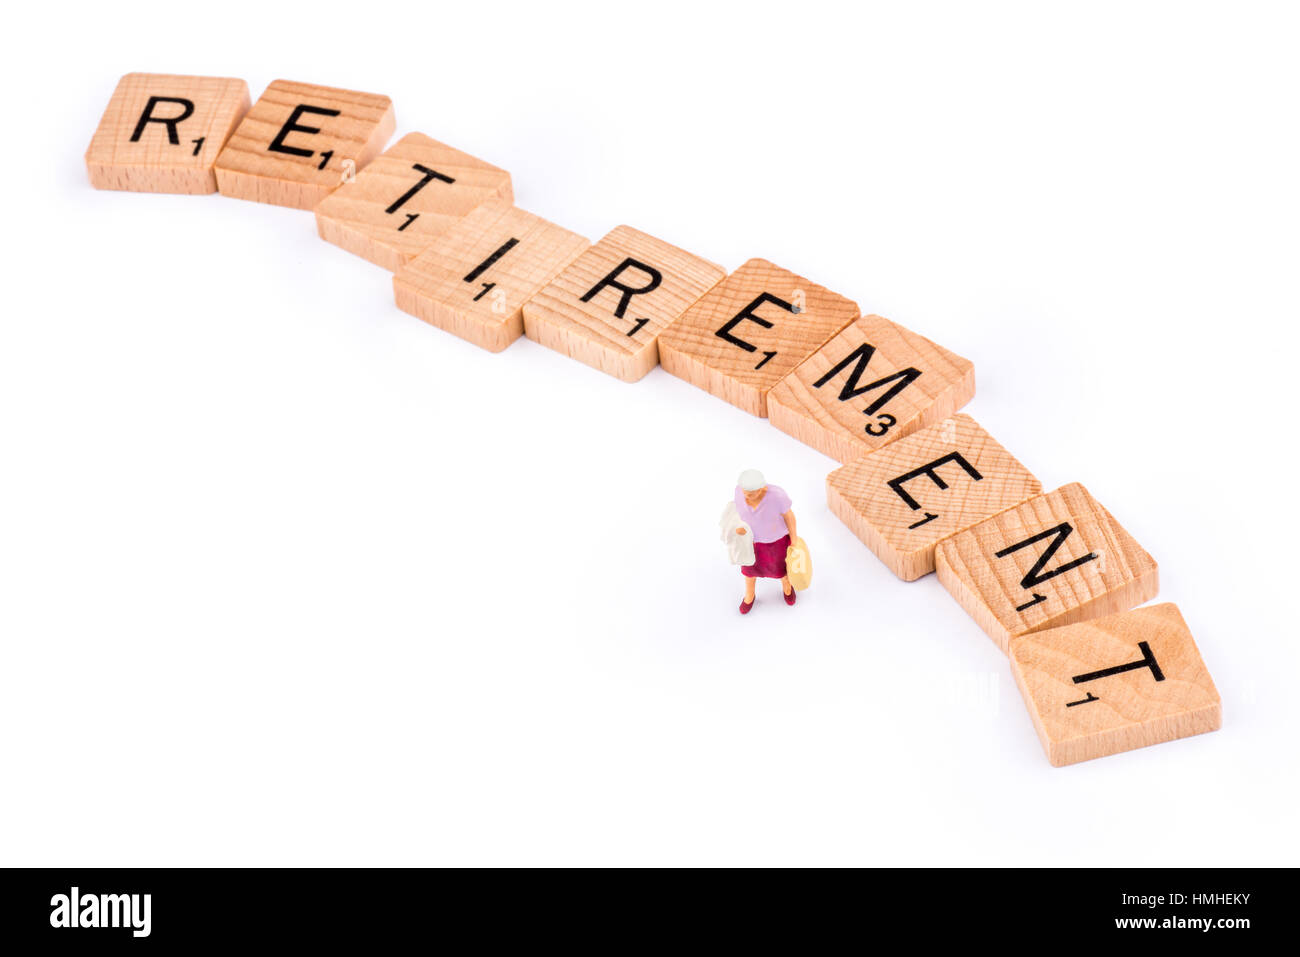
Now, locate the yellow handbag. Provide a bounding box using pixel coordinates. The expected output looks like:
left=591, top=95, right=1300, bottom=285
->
left=785, top=537, right=813, bottom=591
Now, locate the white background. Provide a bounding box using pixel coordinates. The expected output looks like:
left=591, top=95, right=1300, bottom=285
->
left=2, top=1, right=1296, bottom=866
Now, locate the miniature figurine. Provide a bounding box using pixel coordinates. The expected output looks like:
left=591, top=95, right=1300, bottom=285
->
left=728, top=469, right=798, bottom=615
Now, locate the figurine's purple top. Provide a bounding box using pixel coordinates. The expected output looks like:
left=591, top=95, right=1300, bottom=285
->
left=734, top=484, right=792, bottom=543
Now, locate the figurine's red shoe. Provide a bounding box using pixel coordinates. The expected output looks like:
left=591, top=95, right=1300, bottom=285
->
left=784, top=588, right=797, bottom=606
left=739, top=597, right=754, bottom=615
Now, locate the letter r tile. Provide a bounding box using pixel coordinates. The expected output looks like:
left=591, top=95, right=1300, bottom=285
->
left=768, top=314, right=975, bottom=462
left=214, top=80, right=395, bottom=210
left=85, top=73, right=250, bottom=194
left=1009, top=603, right=1220, bottom=766
left=657, top=259, right=859, bottom=417
left=315, top=132, right=513, bottom=271
left=393, top=201, right=590, bottom=353
left=936, top=483, right=1159, bottom=654
left=521, top=226, right=726, bottom=383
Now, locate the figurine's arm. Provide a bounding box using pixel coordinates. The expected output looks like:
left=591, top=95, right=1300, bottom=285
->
left=783, top=509, right=797, bottom=542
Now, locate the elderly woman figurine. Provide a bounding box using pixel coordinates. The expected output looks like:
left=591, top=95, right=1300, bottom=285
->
left=733, top=469, right=797, bottom=615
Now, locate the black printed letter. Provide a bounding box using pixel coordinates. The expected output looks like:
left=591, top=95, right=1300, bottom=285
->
left=580, top=258, right=662, bottom=318
left=887, top=453, right=983, bottom=511
left=715, top=293, right=793, bottom=353
left=463, top=238, right=521, bottom=284
left=267, top=104, right=342, bottom=158
left=811, top=343, right=922, bottom=415
left=1073, top=641, right=1165, bottom=685
left=130, top=96, right=195, bottom=145
left=994, top=522, right=1097, bottom=590
left=385, top=165, right=454, bottom=215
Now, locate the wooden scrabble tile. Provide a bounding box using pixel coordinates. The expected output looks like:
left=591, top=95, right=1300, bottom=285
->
left=214, top=80, right=395, bottom=210
left=1009, top=604, right=1221, bottom=766
left=85, top=73, right=250, bottom=194
left=393, top=201, right=590, bottom=353
left=827, top=414, right=1042, bottom=581
left=936, top=483, right=1158, bottom=654
left=520, top=226, right=725, bottom=382
left=657, top=259, right=859, bottom=416
left=315, top=133, right=513, bottom=271
left=768, top=314, right=975, bottom=461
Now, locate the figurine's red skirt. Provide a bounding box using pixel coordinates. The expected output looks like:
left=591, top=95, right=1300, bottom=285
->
left=742, top=534, right=790, bottom=579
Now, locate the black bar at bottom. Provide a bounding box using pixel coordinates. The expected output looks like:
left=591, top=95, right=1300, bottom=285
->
left=0, top=866, right=1283, bottom=946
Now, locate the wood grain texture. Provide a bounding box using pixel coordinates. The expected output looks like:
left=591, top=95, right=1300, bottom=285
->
left=315, top=132, right=512, bottom=271
left=521, top=226, right=725, bottom=382
left=827, top=414, right=1041, bottom=581
left=393, top=201, right=590, bottom=353
left=769, top=314, right=975, bottom=462
left=935, top=483, right=1158, bottom=654
left=1009, top=603, right=1220, bottom=766
left=657, top=258, right=858, bottom=417
left=86, top=73, right=250, bottom=194
left=214, top=80, right=395, bottom=210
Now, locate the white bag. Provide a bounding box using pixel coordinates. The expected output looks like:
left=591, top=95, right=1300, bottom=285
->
left=719, top=502, right=756, bottom=566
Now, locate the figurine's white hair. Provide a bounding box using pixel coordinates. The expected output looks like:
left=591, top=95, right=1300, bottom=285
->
left=738, top=469, right=766, bottom=492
